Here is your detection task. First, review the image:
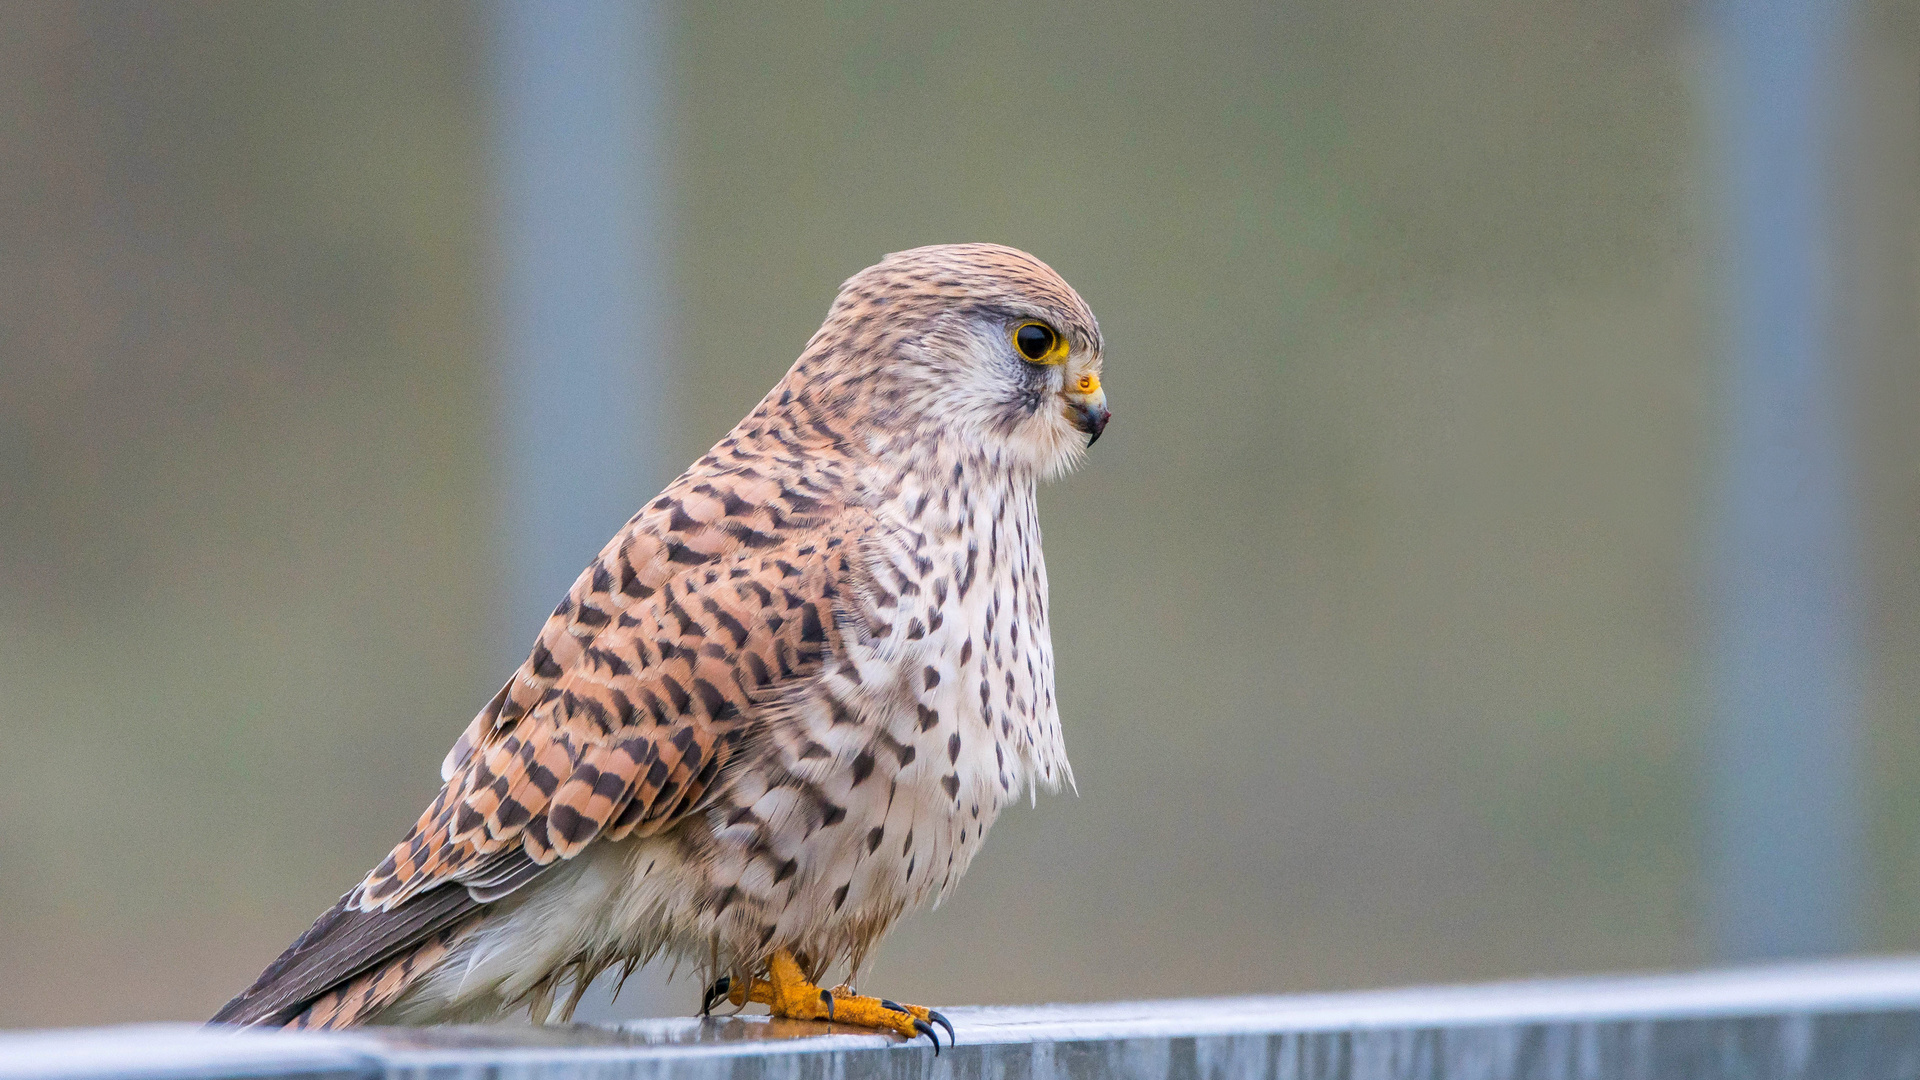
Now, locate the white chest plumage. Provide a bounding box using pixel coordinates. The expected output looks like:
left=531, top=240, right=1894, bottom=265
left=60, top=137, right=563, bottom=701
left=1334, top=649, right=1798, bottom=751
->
left=710, top=451, right=1068, bottom=970
left=831, top=454, right=1068, bottom=902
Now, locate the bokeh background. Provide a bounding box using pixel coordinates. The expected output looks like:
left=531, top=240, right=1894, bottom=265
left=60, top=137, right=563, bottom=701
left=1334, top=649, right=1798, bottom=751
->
left=4, top=0, right=1919, bottom=1028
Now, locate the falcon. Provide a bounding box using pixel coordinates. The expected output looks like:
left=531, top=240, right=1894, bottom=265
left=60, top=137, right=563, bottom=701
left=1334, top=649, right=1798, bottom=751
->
left=212, top=243, right=1109, bottom=1048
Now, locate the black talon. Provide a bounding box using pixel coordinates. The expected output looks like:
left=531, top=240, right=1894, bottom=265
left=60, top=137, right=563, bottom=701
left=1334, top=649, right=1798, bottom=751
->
left=913, top=1017, right=941, bottom=1055
left=928, top=1009, right=955, bottom=1045
left=880, top=998, right=904, bottom=1013
left=701, top=976, right=731, bottom=1016
left=820, top=988, right=835, bottom=1020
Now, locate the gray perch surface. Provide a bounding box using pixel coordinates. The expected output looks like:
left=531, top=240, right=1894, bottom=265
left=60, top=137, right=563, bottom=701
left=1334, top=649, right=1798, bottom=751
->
left=9, top=955, right=1920, bottom=1080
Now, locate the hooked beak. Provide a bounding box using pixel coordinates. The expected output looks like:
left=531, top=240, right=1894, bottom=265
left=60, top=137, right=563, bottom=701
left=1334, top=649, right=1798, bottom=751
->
left=1066, top=388, right=1110, bottom=445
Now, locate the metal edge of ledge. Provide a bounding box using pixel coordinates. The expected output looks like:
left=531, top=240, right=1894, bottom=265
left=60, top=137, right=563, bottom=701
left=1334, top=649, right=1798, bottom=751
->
left=10, top=955, right=1920, bottom=1080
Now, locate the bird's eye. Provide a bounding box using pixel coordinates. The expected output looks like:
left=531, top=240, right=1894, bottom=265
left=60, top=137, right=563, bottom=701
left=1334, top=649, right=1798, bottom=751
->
left=1013, top=321, right=1062, bottom=363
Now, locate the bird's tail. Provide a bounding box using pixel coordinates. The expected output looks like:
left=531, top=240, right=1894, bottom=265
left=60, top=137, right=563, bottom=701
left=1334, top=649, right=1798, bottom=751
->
left=283, top=920, right=478, bottom=1029
left=209, top=881, right=485, bottom=1029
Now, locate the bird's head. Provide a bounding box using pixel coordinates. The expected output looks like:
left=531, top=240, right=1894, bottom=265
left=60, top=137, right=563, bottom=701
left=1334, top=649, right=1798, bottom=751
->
left=790, top=243, right=1108, bottom=479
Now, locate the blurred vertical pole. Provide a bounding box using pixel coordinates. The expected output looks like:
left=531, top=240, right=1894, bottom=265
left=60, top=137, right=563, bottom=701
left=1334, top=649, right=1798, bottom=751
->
left=492, top=0, right=670, bottom=666
left=1706, top=0, right=1864, bottom=960
left=492, top=0, right=675, bottom=1015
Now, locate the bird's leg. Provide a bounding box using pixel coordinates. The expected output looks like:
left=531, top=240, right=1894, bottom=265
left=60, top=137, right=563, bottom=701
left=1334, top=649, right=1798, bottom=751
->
left=724, top=949, right=953, bottom=1052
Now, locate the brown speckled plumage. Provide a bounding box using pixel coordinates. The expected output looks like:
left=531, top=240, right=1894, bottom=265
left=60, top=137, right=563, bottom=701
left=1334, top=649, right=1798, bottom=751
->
left=213, top=244, right=1109, bottom=1030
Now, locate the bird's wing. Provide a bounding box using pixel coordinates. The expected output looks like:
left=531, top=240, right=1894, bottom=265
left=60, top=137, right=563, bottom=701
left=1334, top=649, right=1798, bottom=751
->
left=214, top=476, right=871, bottom=1026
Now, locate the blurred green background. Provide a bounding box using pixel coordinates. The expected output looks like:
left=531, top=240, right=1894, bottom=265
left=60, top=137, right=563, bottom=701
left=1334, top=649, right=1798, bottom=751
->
left=3, top=0, right=1919, bottom=1028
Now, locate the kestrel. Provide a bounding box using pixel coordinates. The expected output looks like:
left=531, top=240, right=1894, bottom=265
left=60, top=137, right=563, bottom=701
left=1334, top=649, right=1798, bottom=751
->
left=212, top=244, right=1109, bottom=1048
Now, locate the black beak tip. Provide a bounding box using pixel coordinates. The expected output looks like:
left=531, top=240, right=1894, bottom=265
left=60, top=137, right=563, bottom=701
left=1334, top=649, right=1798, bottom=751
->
left=1074, top=405, right=1110, bottom=444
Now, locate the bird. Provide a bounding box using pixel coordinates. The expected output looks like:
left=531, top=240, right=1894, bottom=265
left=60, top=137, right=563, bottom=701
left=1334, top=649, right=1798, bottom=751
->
left=211, top=243, right=1109, bottom=1049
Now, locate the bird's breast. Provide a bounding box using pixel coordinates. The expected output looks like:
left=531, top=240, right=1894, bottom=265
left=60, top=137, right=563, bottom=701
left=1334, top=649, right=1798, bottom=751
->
left=649, top=465, right=1068, bottom=973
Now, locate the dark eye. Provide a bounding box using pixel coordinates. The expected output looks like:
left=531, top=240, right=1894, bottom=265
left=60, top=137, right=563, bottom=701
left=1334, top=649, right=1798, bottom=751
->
left=1013, top=322, right=1059, bottom=362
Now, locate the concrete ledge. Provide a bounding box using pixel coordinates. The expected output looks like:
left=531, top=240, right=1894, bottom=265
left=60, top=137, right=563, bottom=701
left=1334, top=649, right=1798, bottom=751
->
left=10, top=955, right=1920, bottom=1079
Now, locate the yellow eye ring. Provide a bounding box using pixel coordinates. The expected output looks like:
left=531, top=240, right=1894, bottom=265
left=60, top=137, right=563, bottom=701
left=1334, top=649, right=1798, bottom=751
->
left=1012, top=321, right=1068, bottom=364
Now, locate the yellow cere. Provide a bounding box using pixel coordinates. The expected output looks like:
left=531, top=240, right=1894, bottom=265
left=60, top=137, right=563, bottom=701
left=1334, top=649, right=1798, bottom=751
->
left=1075, top=372, right=1100, bottom=394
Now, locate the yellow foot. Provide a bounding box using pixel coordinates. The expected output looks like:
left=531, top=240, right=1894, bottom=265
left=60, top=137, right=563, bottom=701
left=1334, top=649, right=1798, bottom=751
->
left=699, top=949, right=954, bottom=1053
